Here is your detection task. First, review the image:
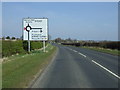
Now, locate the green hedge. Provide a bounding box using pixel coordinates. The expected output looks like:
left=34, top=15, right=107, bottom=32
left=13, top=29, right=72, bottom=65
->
left=61, top=41, right=120, bottom=50
left=22, top=41, right=43, bottom=51
left=31, top=41, right=43, bottom=50
left=2, top=40, right=45, bottom=57
left=83, top=41, right=119, bottom=50
left=2, top=40, right=26, bottom=57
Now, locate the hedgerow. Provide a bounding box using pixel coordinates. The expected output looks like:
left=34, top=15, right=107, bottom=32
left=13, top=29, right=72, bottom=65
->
left=61, top=41, right=120, bottom=50
left=2, top=40, right=45, bottom=57
left=2, top=40, right=25, bottom=57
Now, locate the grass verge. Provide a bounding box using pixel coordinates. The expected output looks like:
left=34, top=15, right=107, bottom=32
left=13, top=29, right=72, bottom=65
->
left=2, top=44, right=57, bottom=88
left=82, top=46, right=120, bottom=56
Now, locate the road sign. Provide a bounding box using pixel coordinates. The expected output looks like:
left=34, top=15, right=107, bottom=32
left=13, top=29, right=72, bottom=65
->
left=23, top=18, right=48, bottom=41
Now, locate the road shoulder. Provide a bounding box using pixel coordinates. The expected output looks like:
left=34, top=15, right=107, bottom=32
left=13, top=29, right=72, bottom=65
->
left=29, top=47, right=58, bottom=88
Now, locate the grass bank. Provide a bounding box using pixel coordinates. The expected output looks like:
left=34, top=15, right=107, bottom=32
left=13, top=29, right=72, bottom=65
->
left=82, top=46, right=120, bottom=56
left=2, top=44, right=57, bottom=88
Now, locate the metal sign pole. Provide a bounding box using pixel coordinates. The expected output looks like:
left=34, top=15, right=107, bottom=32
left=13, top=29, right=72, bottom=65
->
left=28, top=31, right=30, bottom=53
left=43, top=41, right=45, bottom=52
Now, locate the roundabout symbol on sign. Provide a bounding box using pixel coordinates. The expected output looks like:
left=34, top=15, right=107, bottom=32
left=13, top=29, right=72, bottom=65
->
left=25, top=23, right=43, bottom=32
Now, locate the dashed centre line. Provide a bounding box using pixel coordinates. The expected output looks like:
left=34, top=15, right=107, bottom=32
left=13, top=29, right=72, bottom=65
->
left=78, top=52, right=87, bottom=58
left=68, top=48, right=86, bottom=58
left=73, top=50, right=77, bottom=53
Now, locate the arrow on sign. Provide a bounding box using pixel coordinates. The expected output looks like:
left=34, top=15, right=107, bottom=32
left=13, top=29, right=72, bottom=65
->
left=25, top=23, right=42, bottom=32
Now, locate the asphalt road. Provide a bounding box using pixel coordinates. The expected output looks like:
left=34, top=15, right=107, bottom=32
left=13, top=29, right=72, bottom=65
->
left=31, top=43, right=119, bottom=88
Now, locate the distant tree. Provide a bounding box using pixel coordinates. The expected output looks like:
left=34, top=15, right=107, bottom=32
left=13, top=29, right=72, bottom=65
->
left=48, top=35, right=52, bottom=40
left=68, top=38, right=72, bottom=41
left=6, top=36, right=10, bottom=39
left=11, top=37, right=15, bottom=40
left=65, top=38, right=72, bottom=43
left=2, top=36, right=5, bottom=40
left=16, top=38, right=20, bottom=40
left=20, top=35, right=23, bottom=40
left=55, top=38, right=62, bottom=43
left=73, top=39, right=77, bottom=43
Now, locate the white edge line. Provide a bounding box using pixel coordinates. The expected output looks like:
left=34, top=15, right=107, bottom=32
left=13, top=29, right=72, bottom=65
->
left=92, top=60, right=120, bottom=79
left=78, top=52, right=86, bottom=58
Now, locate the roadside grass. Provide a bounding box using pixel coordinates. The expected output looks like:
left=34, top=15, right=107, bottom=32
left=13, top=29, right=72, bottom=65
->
left=82, top=46, right=120, bottom=56
left=2, top=44, right=57, bottom=88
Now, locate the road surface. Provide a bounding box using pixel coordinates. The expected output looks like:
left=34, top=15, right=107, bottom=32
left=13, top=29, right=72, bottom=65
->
left=31, top=43, right=119, bottom=88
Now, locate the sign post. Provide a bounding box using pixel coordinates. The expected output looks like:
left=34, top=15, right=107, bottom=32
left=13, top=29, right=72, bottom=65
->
left=23, top=18, right=48, bottom=53
left=43, top=41, right=45, bottom=52
left=28, top=32, right=30, bottom=53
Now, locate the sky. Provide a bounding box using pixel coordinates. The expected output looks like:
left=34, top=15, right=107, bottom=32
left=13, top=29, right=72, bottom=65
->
left=2, top=2, right=118, bottom=41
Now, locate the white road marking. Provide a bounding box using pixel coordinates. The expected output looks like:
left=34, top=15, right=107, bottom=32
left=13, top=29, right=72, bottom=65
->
left=78, top=52, right=86, bottom=58
left=68, top=48, right=86, bottom=58
left=67, top=48, right=73, bottom=51
left=73, top=50, right=77, bottom=52
left=92, top=60, right=120, bottom=79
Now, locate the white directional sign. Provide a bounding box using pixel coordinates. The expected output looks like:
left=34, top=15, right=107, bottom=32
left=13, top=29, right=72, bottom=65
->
left=23, top=18, right=48, bottom=41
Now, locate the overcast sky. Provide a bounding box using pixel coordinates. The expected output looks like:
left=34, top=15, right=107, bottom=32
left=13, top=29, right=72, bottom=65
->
left=2, top=2, right=118, bottom=41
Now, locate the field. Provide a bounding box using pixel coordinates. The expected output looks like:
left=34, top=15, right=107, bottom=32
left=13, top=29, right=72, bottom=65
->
left=2, top=44, right=57, bottom=88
